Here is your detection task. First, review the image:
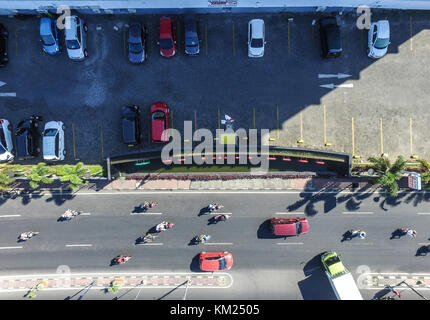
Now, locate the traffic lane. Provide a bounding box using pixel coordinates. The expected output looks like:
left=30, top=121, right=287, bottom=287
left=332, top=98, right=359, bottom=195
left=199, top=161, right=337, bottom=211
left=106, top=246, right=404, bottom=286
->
left=0, top=214, right=428, bottom=272
left=2, top=191, right=430, bottom=219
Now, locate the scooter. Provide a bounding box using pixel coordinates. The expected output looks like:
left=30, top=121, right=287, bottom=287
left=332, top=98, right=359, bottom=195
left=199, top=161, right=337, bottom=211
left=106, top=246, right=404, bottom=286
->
left=138, top=201, right=158, bottom=211
left=348, top=229, right=366, bottom=239
left=115, top=255, right=132, bottom=265
left=155, top=221, right=174, bottom=232
left=60, top=209, right=82, bottom=220
left=207, top=204, right=224, bottom=213
left=18, top=231, right=40, bottom=241
left=195, top=234, right=211, bottom=244
left=214, top=214, right=231, bottom=222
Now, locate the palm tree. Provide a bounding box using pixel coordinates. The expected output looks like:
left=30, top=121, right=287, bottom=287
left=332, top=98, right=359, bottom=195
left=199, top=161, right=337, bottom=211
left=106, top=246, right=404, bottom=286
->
left=26, top=163, right=54, bottom=189
left=418, top=159, right=430, bottom=190
left=367, top=155, right=407, bottom=197
left=0, top=172, right=16, bottom=191
left=56, top=162, right=88, bottom=191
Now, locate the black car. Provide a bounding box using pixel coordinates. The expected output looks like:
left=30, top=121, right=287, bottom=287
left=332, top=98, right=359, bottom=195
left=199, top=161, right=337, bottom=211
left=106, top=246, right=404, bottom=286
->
left=128, top=22, right=147, bottom=64
left=15, top=116, right=43, bottom=159
left=122, top=106, right=142, bottom=146
left=0, top=24, right=9, bottom=67
left=318, top=17, right=342, bottom=58
left=184, top=15, right=200, bottom=55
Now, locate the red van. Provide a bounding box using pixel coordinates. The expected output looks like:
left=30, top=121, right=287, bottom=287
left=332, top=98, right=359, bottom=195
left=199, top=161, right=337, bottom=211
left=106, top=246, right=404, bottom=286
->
left=270, top=217, right=309, bottom=236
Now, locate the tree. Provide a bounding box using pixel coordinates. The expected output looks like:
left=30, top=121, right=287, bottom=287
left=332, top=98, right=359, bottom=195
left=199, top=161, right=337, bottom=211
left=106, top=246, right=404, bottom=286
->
left=367, top=155, right=407, bottom=197
left=0, top=172, right=15, bottom=191
left=56, top=162, right=88, bottom=191
left=418, top=159, right=430, bottom=190
left=26, top=163, right=54, bottom=189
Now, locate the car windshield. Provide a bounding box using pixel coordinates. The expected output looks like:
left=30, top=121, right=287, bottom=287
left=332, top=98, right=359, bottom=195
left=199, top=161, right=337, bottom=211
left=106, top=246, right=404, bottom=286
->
left=251, top=38, right=263, bottom=48
left=296, top=222, right=302, bottom=234
left=374, top=38, right=389, bottom=49
left=186, top=38, right=199, bottom=47
left=152, top=111, right=165, bottom=120
left=129, top=42, right=142, bottom=54
left=160, top=38, right=173, bottom=50
left=66, top=39, right=80, bottom=50
left=218, top=258, right=227, bottom=270
left=44, top=129, right=57, bottom=137
left=41, top=34, right=55, bottom=46
left=325, top=255, right=340, bottom=267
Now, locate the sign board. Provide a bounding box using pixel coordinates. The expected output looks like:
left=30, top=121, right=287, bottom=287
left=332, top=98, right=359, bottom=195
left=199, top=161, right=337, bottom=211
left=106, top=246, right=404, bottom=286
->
left=408, top=173, right=422, bottom=190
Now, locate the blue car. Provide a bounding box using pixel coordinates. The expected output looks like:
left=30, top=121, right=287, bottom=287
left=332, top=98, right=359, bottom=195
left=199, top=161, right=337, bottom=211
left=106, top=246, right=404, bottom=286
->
left=39, top=17, right=61, bottom=55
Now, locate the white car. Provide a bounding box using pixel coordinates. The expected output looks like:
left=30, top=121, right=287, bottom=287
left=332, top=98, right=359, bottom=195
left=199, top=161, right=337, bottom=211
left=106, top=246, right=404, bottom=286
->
left=0, top=119, right=14, bottom=162
left=43, top=121, right=65, bottom=161
left=65, top=15, right=88, bottom=60
left=368, top=20, right=390, bottom=59
left=248, top=19, right=265, bottom=58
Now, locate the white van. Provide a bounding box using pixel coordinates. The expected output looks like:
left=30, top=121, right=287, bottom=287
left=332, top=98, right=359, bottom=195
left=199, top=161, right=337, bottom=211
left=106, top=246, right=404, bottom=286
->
left=65, top=15, right=88, bottom=60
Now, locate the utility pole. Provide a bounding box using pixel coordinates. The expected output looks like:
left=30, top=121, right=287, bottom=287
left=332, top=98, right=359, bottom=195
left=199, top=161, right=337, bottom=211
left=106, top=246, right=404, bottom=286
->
left=134, top=280, right=146, bottom=300
left=398, top=281, right=428, bottom=300
left=182, top=277, right=190, bottom=300
left=77, top=281, right=95, bottom=300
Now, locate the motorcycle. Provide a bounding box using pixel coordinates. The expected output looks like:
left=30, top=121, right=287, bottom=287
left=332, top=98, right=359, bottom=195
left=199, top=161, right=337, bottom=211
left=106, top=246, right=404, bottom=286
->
left=207, top=204, right=224, bottom=213
left=18, top=231, right=40, bottom=241
left=214, top=214, right=231, bottom=222
left=138, top=201, right=158, bottom=211
left=60, top=209, right=82, bottom=221
left=138, top=233, right=158, bottom=244
left=348, top=229, right=366, bottom=239
left=195, top=234, right=211, bottom=244
left=155, top=221, right=174, bottom=232
left=115, top=255, right=132, bottom=265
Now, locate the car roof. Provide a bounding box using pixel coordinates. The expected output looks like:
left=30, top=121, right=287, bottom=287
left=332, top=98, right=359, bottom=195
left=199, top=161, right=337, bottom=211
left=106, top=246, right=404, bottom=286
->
left=40, top=18, right=53, bottom=35
left=376, top=20, right=390, bottom=38
left=250, top=19, right=264, bottom=38
left=160, top=17, right=172, bottom=36
left=65, top=16, right=78, bottom=39
left=129, top=23, right=141, bottom=42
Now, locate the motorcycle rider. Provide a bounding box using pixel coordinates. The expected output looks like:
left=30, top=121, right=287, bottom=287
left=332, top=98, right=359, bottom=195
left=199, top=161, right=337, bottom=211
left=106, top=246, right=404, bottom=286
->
left=197, top=234, right=210, bottom=244
left=116, top=255, right=131, bottom=264
left=208, top=204, right=223, bottom=212
left=215, top=214, right=230, bottom=221
left=19, top=231, right=38, bottom=241
left=349, top=229, right=366, bottom=239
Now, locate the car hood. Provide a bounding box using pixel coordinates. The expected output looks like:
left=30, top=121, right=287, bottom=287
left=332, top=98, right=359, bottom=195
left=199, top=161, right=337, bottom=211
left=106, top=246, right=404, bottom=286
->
left=249, top=46, right=264, bottom=57
left=43, top=43, right=61, bottom=55
left=368, top=46, right=387, bottom=58
left=161, top=47, right=176, bottom=57
left=129, top=50, right=144, bottom=63
left=185, top=43, right=199, bottom=55
left=67, top=48, right=84, bottom=60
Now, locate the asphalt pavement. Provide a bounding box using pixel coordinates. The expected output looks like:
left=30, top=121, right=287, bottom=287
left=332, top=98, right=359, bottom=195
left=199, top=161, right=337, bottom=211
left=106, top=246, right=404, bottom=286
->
left=0, top=190, right=429, bottom=299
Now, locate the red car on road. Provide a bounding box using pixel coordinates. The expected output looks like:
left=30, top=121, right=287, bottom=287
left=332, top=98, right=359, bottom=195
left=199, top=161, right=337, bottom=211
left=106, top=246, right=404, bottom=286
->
left=269, top=217, right=309, bottom=236
left=199, top=251, right=233, bottom=271
left=158, top=17, right=176, bottom=57
left=150, top=102, right=169, bottom=143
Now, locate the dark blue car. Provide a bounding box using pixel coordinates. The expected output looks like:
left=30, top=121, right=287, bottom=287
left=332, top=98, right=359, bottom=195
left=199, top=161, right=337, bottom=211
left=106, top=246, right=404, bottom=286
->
left=40, top=17, right=61, bottom=55
left=184, top=15, right=200, bottom=56
left=128, top=22, right=147, bottom=63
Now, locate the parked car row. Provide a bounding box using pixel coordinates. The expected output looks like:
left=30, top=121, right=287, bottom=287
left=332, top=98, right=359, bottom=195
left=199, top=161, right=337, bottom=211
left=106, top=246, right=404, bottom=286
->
left=0, top=15, right=391, bottom=67
left=0, top=116, right=65, bottom=163
left=121, top=102, right=170, bottom=147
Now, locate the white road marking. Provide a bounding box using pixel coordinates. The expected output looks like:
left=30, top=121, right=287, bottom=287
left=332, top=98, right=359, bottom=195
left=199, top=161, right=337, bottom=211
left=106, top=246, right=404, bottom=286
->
left=80, top=212, right=91, bottom=216
left=209, top=212, right=232, bottom=215
left=342, top=211, right=374, bottom=215
left=275, top=212, right=304, bottom=215
left=0, top=93, right=16, bottom=97
left=0, top=81, right=6, bottom=87
left=318, top=73, right=351, bottom=79
left=0, top=246, right=22, bottom=250
left=130, top=212, right=163, bottom=215
left=65, top=244, right=93, bottom=247
left=418, top=243, right=430, bottom=245
left=276, top=242, right=304, bottom=245
left=203, top=243, right=233, bottom=245
left=0, top=215, right=21, bottom=218
left=136, top=243, right=163, bottom=246
left=417, top=213, right=430, bottom=215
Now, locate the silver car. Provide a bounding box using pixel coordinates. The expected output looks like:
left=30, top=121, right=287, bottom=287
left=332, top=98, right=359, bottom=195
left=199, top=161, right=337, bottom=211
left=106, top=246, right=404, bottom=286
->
left=65, top=15, right=88, bottom=60
left=43, top=121, right=65, bottom=161
left=0, top=119, right=13, bottom=162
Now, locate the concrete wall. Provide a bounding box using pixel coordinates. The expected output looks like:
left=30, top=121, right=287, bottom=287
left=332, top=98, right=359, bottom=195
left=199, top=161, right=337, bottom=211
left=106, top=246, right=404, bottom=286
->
left=0, top=0, right=430, bottom=15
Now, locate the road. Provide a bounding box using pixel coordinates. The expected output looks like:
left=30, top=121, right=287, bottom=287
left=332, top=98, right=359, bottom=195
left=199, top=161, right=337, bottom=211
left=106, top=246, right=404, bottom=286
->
left=0, top=190, right=429, bottom=300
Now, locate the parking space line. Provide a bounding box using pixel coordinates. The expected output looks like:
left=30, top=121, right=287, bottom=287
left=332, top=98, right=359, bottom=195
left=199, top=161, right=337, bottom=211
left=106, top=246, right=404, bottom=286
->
left=410, top=15, right=413, bottom=51
left=205, top=23, right=208, bottom=56
left=297, top=113, right=304, bottom=144
left=100, top=121, right=104, bottom=160
left=232, top=22, right=236, bottom=56
left=288, top=20, right=291, bottom=55
left=72, top=123, right=77, bottom=160
left=380, top=118, right=384, bottom=156
left=15, top=28, right=18, bottom=56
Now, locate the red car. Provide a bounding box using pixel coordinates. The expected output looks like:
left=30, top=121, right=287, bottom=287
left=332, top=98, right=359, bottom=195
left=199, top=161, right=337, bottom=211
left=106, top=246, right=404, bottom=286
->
left=199, top=251, right=233, bottom=271
left=269, top=217, right=309, bottom=236
left=158, top=17, right=176, bottom=57
left=150, top=102, right=169, bottom=143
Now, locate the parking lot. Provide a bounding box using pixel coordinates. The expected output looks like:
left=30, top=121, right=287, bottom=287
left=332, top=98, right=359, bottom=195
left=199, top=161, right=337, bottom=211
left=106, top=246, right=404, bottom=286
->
left=1, top=10, right=430, bottom=165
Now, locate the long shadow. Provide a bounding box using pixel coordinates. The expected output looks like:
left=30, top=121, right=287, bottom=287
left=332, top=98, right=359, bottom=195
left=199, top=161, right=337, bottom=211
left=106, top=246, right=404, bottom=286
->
left=415, top=246, right=429, bottom=257
left=256, top=220, right=273, bottom=239
left=189, top=254, right=201, bottom=272
left=299, top=253, right=337, bottom=300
